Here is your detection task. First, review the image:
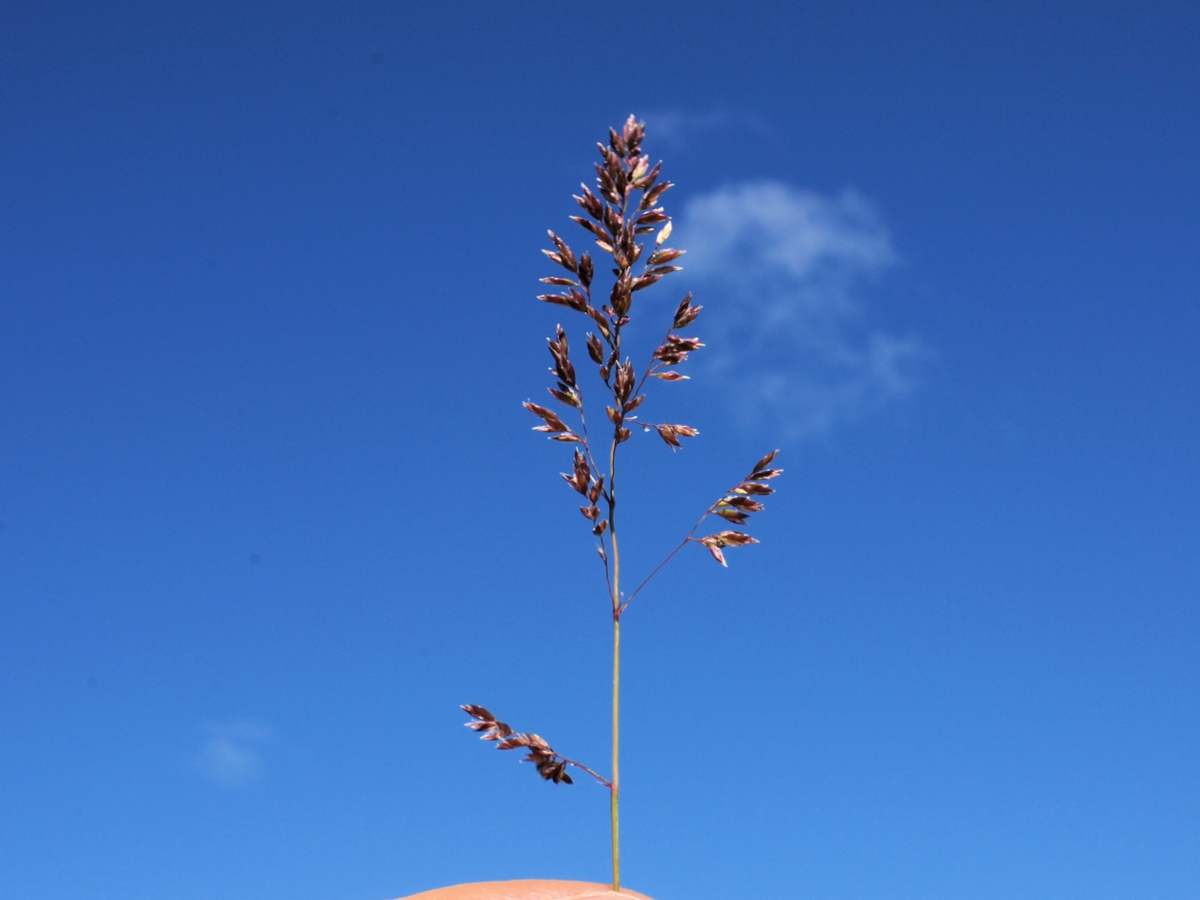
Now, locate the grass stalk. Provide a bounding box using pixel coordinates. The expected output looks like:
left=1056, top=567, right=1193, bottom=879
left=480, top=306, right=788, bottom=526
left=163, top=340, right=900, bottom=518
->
left=460, top=116, right=781, bottom=895
left=611, top=612, right=620, bottom=891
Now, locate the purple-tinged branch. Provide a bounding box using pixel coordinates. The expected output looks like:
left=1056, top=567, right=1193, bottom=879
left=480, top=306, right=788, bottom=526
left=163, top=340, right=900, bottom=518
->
left=617, top=450, right=782, bottom=614
left=461, top=705, right=611, bottom=788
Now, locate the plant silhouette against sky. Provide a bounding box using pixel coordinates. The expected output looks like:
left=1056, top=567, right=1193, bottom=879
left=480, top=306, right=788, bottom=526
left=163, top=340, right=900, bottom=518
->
left=463, top=116, right=782, bottom=893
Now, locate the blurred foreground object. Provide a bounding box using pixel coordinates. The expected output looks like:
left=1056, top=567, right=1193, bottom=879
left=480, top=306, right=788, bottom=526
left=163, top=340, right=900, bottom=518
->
left=399, top=879, right=653, bottom=900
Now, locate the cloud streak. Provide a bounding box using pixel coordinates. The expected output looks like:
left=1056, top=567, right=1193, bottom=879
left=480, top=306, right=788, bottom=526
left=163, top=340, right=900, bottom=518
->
left=676, top=181, right=925, bottom=439
left=643, top=109, right=776, bottom=147
left=198, top=720, right=271, bottom=787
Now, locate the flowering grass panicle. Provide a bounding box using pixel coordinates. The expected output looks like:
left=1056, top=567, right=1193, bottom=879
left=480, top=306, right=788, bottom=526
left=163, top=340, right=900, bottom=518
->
left=463, top=116, right=782, bottom=892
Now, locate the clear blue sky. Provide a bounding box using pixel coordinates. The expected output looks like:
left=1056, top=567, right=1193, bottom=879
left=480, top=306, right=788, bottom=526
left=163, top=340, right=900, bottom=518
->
left=2, top=3, right=1197, bottom=899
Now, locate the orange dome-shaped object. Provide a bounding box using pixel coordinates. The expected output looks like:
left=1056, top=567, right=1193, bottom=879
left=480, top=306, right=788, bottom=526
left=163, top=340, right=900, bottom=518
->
left=398, top=880, right=654, bottom=900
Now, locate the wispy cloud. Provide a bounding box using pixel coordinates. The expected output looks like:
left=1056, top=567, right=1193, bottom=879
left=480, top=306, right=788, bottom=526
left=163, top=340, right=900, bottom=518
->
left=198, top=720, right=272, bottom=787
left=643, top=109, right=775, bottom=147
left=676, top=181, right=926, bottom=439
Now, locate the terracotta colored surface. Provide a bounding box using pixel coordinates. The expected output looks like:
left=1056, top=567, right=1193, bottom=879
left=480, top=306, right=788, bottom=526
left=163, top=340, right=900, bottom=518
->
left=397, top=880, right=654, bottom=900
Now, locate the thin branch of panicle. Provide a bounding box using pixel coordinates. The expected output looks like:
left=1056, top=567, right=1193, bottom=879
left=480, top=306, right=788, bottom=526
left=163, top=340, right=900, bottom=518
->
left=461, top=704, right=609, bottom=787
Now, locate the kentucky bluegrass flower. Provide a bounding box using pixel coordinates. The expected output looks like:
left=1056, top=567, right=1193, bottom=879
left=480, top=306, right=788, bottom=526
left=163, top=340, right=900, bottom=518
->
left=463, top=117, right=782, bottom=892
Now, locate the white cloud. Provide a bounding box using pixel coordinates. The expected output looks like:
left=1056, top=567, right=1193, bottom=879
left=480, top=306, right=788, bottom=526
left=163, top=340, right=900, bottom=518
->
left=643, top=109, right=775, bottom=147
left=676, top=182, right=926, bottom=439
left=198, top=720, right=271, bottom=787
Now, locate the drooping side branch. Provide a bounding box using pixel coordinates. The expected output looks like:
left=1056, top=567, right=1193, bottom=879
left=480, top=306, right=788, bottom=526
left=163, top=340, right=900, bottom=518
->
left=461, top=705, right=611, bottom=788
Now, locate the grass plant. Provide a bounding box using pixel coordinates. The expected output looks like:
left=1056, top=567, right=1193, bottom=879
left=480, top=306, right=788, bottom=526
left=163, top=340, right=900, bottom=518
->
left=463, top=116, right=782, bottom=892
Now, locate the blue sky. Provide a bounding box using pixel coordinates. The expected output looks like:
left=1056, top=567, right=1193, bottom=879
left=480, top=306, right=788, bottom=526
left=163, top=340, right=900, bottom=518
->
left=1, top=3, right=1198, bottom=899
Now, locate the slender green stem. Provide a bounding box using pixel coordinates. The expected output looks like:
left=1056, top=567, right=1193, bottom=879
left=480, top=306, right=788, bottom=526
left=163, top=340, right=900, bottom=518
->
left=608, top=394, right=621, bottom=891
left=606, top=180, right=635, bottom=894
left=611, top=609, right=620, bottom=892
